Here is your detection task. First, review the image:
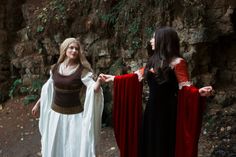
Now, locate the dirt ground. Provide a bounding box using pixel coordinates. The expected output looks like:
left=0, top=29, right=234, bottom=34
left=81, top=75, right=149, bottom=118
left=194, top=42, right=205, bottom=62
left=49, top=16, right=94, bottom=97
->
left=1, top=96, right=235, bottom=157
left=0, top=96, right=119, bottom=157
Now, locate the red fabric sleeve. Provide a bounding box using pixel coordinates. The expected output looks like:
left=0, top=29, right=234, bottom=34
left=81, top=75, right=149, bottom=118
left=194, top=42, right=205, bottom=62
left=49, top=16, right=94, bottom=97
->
left=113, top=73, right=143, bottom=157
left=174, top=59, right=190, bottom=83
left=175, top=86, right=206, bottom=157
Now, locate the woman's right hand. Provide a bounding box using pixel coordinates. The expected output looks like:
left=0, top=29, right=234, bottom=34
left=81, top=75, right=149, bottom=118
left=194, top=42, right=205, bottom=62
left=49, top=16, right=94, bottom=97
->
left=32, top=101, right=40, bottom=117
left=100, top=74, right=115, bottom=82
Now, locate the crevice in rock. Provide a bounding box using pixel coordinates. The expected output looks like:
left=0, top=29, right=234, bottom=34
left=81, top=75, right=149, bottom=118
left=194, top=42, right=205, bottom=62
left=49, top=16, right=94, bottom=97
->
left=5, top=0, right=26, bottom=33
left=211, top=34, right=236, bottom=90
left=230, top=8, right=236, bottom=32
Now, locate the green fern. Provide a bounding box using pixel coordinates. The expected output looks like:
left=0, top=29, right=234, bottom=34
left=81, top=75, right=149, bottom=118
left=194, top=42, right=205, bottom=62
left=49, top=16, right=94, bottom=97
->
left=9, top=79, right=22, bottom=99
left=23, top=95, right=38, bottom=105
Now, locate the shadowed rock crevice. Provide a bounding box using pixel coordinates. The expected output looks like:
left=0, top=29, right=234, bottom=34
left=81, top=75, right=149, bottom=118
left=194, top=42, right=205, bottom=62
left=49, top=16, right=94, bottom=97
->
left=0, top=0, right=26, bottom=102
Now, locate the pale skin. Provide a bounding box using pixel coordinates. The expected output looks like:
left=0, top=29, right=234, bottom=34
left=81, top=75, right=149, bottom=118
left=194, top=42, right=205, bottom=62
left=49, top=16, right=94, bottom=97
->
left=32, top=42, right=105, bottom=116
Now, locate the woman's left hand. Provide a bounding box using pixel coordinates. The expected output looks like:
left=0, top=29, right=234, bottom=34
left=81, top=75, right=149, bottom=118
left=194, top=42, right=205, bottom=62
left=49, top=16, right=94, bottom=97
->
left=199, top=86, right=214, bottom=97
left=97, top=73, right=106, bottom=83
left=94, top=74, right=107, bottom=92
left=134, top=67, right=145, bottom=82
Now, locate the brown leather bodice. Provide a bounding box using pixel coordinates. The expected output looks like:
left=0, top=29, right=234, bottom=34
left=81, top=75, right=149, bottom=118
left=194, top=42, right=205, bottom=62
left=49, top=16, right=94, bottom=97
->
left=51, top=64, right=84, bottom=114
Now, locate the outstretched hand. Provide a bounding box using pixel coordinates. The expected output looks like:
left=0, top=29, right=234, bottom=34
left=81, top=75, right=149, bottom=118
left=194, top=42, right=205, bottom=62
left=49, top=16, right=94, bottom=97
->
left=134, top=67, right=145, bottom=82
left=99, top=74, right=115, bottom=82
left=199, top=86, right=214, bottom=97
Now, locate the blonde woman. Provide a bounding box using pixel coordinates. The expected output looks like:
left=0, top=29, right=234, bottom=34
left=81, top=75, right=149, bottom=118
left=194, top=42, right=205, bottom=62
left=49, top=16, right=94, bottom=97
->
left=32, top=38, right=104, bottom=157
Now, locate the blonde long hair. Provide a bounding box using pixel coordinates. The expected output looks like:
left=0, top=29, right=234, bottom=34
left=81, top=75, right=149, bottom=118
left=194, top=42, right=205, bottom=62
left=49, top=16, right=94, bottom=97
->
left=57, top=38, right=93, bottom=72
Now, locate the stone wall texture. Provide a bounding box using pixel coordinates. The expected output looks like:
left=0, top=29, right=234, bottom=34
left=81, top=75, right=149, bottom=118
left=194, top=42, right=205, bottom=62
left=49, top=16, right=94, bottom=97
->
left=0, top=0, right=235, bottom=155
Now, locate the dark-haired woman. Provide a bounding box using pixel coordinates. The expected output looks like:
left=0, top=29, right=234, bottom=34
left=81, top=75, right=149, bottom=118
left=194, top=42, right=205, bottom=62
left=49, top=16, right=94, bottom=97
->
left=140, top=27, right=213, bottom=157
left=102, top=27, right=213, bottom=157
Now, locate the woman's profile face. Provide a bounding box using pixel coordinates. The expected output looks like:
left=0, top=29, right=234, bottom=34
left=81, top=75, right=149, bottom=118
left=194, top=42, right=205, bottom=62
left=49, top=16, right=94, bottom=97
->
left=150, top=34, right=155, bottom=50
left=66, top=42, right=80, bottom=60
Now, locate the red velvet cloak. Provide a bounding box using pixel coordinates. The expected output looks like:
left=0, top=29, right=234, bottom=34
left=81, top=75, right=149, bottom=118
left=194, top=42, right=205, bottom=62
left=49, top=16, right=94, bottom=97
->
left=113, top=74, right=205, bottom=157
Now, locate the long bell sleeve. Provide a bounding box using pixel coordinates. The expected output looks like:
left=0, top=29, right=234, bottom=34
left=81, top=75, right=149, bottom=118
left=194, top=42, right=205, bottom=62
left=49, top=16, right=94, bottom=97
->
left=173, top=58, right=206, bottom=157
left=113, top=74, right=143, bottom=157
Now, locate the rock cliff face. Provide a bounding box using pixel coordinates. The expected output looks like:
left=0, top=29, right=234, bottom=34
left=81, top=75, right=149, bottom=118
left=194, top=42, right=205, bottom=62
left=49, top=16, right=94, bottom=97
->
left=0, top=0, right=25, bottom=101
left=0, top=0, right=235, bottom=155
left=1, top=0, right=235, bottom=91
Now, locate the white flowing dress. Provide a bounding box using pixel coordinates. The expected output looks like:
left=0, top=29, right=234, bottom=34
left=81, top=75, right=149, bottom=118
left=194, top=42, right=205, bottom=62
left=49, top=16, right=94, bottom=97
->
left=38, top=68, right=104, bottom=157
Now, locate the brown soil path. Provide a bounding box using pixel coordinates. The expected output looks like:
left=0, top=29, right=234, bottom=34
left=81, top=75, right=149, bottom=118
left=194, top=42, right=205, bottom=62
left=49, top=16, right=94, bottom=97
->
left=2, top=96, right=231, bottom=157
left=0, top=96, right=119, bottom=157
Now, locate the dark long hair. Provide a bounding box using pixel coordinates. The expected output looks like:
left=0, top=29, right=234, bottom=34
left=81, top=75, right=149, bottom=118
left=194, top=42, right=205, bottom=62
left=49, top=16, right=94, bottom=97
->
left=145, top=27, right=180, bottom=82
